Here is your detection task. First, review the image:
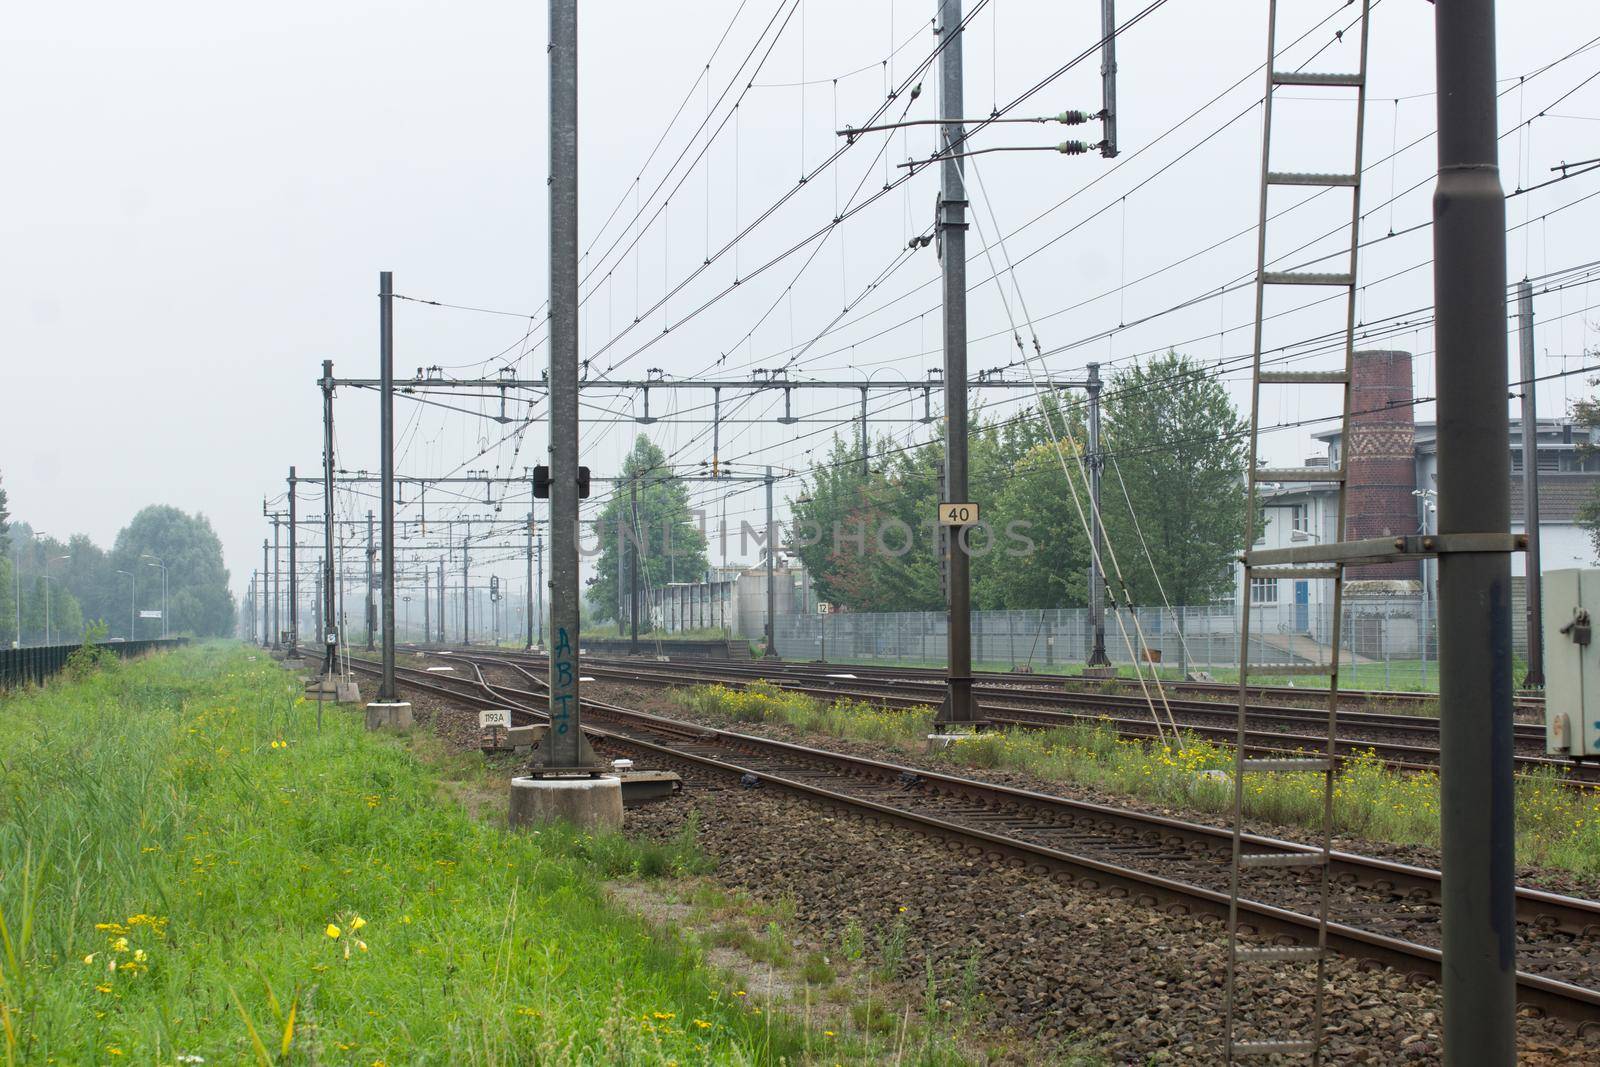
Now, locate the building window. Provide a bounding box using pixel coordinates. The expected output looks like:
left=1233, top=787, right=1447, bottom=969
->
left=1290, top=503, right=1309, bottom=532
left=1250, top=578, right=1279, bottom=605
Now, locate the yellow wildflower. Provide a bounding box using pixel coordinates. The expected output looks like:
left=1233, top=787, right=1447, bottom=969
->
left=111, top=937, right=129, bottom=953
left=350, top=916, right=367, bottom=932
left=95, top=984, right=112, bottom=994
left=693, top=1019, right=712, bottom=1029
left=326, top=924, right=341, bottom=939
left=83, top=954, right=96, bottom=965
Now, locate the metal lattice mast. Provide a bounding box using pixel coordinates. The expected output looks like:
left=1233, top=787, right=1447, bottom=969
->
left=1224, top=1, right=1371, bottom=1061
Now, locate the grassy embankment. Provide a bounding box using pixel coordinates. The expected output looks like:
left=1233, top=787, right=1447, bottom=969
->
left=675, top=682, right=1600, bottom=874
left=0, top=643, right=813, bottom=1064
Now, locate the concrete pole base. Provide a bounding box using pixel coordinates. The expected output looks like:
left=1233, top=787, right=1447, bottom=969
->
left=364, top=701, right=414, bottom=731
left=509, top=775, right=623, bottom=832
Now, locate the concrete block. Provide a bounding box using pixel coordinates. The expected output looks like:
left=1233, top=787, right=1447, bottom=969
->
left=336, top=680, right=363, bottom=704
left=365, top=701, right=414, bottom=730
left=1079, top=666, right=1118, bottom=680
left=509, top=775, right=624, bottom=832
left=615, top=770, right=682, bottom=806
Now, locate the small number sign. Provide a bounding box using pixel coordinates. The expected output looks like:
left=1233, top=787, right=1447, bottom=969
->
left=478, top=709, right=511, bottom=730
left=937, top=502, right=979, bottom=526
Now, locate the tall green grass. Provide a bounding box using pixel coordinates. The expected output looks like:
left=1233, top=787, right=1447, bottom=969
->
left=0, top=644, right=803, bottom=1064
left=677, top=682, right=1600, bottom=874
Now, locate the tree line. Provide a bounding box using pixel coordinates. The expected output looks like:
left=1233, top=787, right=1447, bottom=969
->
left=0, top=476, right=237, bottom=647
left=786, top=351, right=1249, bottom=614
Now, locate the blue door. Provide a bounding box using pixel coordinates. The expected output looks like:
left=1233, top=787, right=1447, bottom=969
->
left=1294, top=581, right=1310, bottom=632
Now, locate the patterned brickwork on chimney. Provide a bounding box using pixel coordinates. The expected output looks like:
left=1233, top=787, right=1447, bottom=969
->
left=1346, top=349, right=1421, bottom=580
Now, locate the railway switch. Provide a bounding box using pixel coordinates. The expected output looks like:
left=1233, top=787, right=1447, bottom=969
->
left=1544, top=569, right=1600, bottom=759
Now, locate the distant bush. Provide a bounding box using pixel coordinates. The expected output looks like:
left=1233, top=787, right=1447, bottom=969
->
left=64, top=620, right=117, bottom=679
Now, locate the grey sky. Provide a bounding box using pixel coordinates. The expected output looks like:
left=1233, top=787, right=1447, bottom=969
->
left=4, top=1, right=1597, bottom=612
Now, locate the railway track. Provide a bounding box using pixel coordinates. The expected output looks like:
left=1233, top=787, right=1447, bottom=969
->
left=434, top=647, right=1595, bottom=786
left=323, top=651, right=1600, bottom=1027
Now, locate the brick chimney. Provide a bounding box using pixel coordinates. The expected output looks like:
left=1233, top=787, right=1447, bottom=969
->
left=1345, top=349, right=1420, bottom=581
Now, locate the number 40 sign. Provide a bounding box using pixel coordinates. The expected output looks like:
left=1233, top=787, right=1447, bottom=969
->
left=936, top=502, right=978, bottom=526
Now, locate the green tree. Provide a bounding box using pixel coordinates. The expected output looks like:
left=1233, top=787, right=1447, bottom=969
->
left=1099, top=351, right=1248, bottom=607
left=110, top=506, right=236, bottom=637
left=1573, top=380, right=1600, bottom=556
left=585, top=436, right=710, bottom=625
left=787, top=400, right=1083, bottom=613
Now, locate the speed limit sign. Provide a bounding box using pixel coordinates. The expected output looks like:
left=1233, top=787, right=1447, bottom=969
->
left=937, top=502, right=978, bottom=526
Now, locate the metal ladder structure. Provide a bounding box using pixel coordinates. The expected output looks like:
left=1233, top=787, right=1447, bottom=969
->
left=1224, top=0, right=1372, bottom=1061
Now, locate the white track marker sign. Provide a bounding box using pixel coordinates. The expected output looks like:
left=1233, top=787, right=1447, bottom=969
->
left=479, top=708, right=511, bottom=748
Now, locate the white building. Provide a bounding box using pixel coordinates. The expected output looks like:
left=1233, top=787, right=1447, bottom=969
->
left=1234, top=417, right=1599, bottom=656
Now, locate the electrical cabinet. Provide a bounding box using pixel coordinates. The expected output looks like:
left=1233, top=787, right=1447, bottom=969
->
left=1544, top=569, right=1600, bottom=760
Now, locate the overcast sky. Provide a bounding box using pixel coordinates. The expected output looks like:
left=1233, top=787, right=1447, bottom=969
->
left=5, top=0, right=1598, bottom=613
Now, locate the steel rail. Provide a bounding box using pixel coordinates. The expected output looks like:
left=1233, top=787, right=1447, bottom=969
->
left=324, top=651, right=1600, bottom=1025
left=459, top=649, right=1591, bottom=785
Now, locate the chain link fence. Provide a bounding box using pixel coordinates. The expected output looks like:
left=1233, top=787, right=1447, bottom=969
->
left=774, top=595, right=1458, bottom=689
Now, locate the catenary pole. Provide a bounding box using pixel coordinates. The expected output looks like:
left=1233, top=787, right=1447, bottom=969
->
left=1086, top=362, right=1110, bottom=666
left=526, top=510, right=536, bottom=650
left=543, top=0, right=590, bottom=770
left=288, top=468, right=299, bottom=653
left=423, top=563, right=431, bottom=647
left=1434, top=3, right=1516, bottom=1062
left=379, top=271, right=398, bottom=700
left=630, top=474, right=640, bottom=654
left=272, top=516, right=282, bottom=649
left=536, top=533, right=544, bottom=647
left=366, top=510, right=376, bottom=651
left=764, top=468, right=778, bottom=657
left=1516, top=278, right=1544, bottom=688
left=462, top=522, right=471, bottom=645
left=320, top=361, right=338, bottom=677
left=937, top=0, right=975, bottom=724
left=261, top=541, right=270, bottom=646
left=437, top=557, right=445, bottom=643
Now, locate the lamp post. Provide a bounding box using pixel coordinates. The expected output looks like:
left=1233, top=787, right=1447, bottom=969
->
left=42, top=554, right=71, bottom=645
left=141, top=555, right=168, bottom=637
left=10, top=534, right=21, bottom=648
left=116, top=569, right=135, bottom=640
